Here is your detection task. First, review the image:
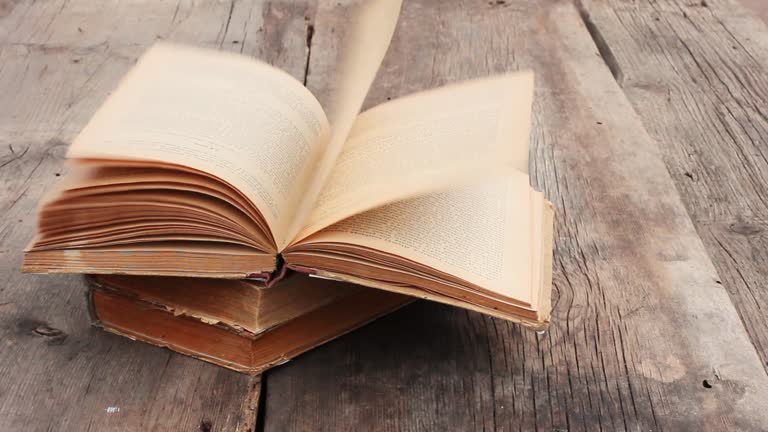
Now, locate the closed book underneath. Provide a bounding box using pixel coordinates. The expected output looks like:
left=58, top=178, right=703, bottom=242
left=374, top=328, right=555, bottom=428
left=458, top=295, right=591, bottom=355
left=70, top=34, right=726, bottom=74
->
left=87, top=274, right=412, bottom=374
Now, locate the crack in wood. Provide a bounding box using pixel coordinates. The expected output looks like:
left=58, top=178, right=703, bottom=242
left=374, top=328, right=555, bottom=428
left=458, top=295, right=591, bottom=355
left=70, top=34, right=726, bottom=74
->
left=219, top=0, right=236, bottom=48
left=574, top=0, right=624, bottom=85
left=0, top=144, right=29, bottom=169
left=302, top=17, right=314, bottom=86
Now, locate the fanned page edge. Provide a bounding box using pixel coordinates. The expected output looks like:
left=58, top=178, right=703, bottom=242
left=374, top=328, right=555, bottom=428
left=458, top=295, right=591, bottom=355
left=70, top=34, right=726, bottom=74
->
left=22, top=42, right=336, bottom=278
left=64, top=42, right=331, bottom=249
left=298, top=268, right=549, bottom=329
left=538, top=199, right=555, bottom=326
left=285, top=188, right=555, bottom=328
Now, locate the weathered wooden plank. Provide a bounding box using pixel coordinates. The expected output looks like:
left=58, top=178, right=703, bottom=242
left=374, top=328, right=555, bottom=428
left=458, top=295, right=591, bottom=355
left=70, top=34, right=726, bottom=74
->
left=0, top=0, right=313, bottom=430
left=262, top=0, right=768, bottom=430
left=739, top=0, right=768, bottom=23
left=579, top=0, right=768, bottom=375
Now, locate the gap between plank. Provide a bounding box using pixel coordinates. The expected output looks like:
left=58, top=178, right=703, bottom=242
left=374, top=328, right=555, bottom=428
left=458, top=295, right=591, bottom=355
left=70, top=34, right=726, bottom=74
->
left=573, top=0, right=768, bottom=381
left=254, top=373, right=268, bottom=432
left=303, top=16, right=315, bottom=86
left=574, top=0, right=624, bottom=85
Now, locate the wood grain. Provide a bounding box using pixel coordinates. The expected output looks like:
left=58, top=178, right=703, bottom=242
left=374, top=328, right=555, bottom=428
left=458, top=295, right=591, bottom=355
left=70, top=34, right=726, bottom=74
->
left=579, top=0, right=768, bottom=375
left=739, top=0, right=768, bottom=23
left=4, top=0, right=768, bottom=430
left=0, top=0, right=313, bottom=430
left=261, top=0, right=768, bottom=430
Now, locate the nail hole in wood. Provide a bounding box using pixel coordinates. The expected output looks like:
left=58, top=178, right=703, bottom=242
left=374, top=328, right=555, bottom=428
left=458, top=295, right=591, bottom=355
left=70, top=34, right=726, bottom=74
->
left=200, top=419, right=212, bottom=432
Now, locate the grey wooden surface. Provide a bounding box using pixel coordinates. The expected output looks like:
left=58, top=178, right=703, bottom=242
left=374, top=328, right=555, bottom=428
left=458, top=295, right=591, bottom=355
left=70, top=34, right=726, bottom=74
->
left=2, top=0, right=768, bottom=431
left=262, top=1, right=768, bottom=431
left=0, top=0, right=309, bottom=430
left=580, top=0, right=768, bottom=375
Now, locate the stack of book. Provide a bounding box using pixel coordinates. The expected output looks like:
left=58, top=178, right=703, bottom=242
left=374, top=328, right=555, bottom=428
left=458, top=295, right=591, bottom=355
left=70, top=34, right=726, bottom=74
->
left=21, top=0, right=553, bottom=374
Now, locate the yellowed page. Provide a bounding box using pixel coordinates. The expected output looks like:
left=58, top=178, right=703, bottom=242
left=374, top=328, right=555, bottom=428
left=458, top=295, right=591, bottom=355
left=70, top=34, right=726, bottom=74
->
left=67, top=43, right=330, bottom=249
left=283, top=0, right=403, bottom=249
left=295, top=72, right=534, bottom=241
left=295, top=173, right=534, bottom=302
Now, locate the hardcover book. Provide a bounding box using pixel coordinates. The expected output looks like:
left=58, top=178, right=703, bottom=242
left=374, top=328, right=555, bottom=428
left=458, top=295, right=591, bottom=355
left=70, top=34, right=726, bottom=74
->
left=87, top=273, right=412, bottom=374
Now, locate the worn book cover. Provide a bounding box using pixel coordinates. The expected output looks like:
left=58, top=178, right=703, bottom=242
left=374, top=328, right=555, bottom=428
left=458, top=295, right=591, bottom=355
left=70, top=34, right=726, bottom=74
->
left=86, top=273, right=413, bottom=374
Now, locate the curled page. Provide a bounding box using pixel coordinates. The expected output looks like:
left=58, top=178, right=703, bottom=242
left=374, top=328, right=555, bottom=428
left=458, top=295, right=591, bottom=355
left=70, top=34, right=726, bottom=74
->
left=67, top=43, right=330, bottom=247
left=283, top=0, right=404, bottom=249
left=295, top=72, right=535, bottom=242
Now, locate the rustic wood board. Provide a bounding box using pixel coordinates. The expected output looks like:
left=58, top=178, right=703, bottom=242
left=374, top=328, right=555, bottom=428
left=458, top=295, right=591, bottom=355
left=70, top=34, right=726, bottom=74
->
left=260, top=0, right=768, bottom=430
left=4, top=0, right=768, bottom=431
left=0, top=0, right=313, bottom=430
left=740, top=0, right=768, bottom=22
left=579, top=0, right=768, bottom=374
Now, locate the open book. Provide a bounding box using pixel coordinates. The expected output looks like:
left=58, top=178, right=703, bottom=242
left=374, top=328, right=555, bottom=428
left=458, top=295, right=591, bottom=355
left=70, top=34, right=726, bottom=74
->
left=22, top=1, right=553, bottom=327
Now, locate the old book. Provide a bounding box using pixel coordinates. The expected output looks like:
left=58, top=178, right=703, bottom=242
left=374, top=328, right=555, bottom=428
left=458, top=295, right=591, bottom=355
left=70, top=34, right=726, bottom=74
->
left=87, top=273, right=412, bottom=374
left=22, top=0, right=554, bottom=327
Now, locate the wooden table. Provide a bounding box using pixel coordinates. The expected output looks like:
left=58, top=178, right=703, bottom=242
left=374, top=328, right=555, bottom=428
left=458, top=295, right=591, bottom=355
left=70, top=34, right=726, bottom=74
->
left=2, top=0, right=768, bottom=430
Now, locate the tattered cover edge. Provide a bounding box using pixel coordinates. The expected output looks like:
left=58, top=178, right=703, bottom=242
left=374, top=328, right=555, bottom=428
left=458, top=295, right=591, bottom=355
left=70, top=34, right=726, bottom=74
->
left=84, top=275, right=261, bottom=339
left=86, top=283, right=261, bottom=374
left=85, top=279, right=414, bottom=375
left=87, top=274, right=263, bottom=337
left=87, top=272, right=364, bottom=338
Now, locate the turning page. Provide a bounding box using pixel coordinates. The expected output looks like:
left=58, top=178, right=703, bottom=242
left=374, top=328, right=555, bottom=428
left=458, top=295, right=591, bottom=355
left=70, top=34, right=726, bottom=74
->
left=294, top=72, right=534, bottom=241
left=66, top=43, right=330, bottom=246
left=284, top=0, right=404, bottom=248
